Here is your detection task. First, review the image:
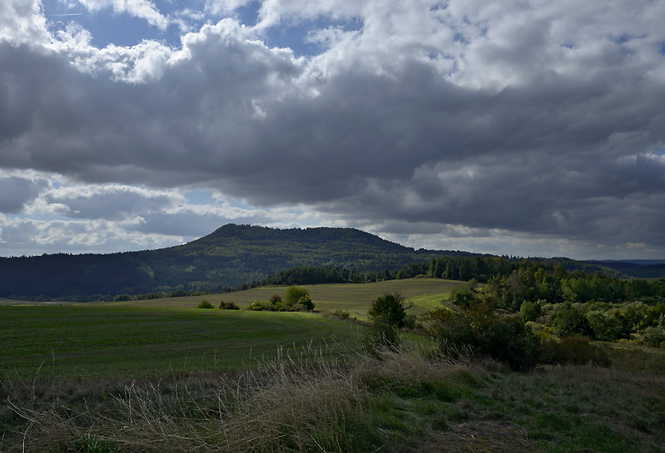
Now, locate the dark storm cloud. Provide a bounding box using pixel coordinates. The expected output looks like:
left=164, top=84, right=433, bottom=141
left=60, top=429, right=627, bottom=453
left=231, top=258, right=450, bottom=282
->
left=0, top=176, right=47, bottom=213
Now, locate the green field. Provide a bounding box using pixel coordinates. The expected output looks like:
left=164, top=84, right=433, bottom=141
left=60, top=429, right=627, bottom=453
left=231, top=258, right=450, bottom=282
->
left=0, top=306, right=366, bottom=379
left=110, top=278, right=462, bottom=316
left=0, top=279, right=462, bottom=379
left=2, top=278, right=665, bottom=452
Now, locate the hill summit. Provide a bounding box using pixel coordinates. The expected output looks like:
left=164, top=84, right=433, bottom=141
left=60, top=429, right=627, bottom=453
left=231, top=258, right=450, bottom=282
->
left=0, top=224, right=452, bottom=300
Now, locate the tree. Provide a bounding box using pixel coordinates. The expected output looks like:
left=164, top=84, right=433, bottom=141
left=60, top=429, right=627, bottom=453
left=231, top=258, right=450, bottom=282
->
left=367, top=292, right=411, bottom=328
left=197, top=300, right=213, bottom=309
left=548, top=302, right=594, bottom=338
left=284, top=286, right=315, bottom=311
left=364, top=292, right=412, bottom=354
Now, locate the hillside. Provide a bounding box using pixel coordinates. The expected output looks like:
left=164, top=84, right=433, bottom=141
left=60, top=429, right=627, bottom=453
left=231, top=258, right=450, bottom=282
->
left=0, top=224, right=469, bottom=299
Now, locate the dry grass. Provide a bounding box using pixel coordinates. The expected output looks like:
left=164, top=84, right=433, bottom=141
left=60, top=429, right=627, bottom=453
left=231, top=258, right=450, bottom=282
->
left=3, top=342, right=665, bottom=452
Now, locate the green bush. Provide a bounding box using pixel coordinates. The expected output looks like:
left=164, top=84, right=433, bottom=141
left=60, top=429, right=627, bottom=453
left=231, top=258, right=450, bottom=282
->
left=520, top=300, right=542, bottom=323
left=364, top=292, right=412, bottom=354
left=540, top=336, right=611, bottom=366
left=450, top=287, right=477, bottom=309
left=197, top=300, right=214, bottom=309
left=248, top=300, right=274, bottom=311
left=586, top=309, right=631, bottom=341
left=639, top=315, right=665, bottom=348
left=480, top=316, right=542, bottom=371
left=547, top=302, right=595, bottom=338
left=367, top=292, right=411, bottom=328
left=282, top=287, right=315, bottom=311
left=332, top=309, right=350, bottom=320
left=219, top=300, right=240, bottom=310
left=425, top=301, right=542, bottom=371
left=285, top=286, right=309, bottom=305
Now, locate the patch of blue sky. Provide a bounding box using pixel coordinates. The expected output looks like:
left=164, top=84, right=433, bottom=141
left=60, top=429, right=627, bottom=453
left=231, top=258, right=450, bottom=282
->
left=235, top=0, right=261, bottom=27
left=184, top=189, right=218, bottom=205
left=42, top=0, right=188, bottom=48
left=263, top=16, right=363, bottom=57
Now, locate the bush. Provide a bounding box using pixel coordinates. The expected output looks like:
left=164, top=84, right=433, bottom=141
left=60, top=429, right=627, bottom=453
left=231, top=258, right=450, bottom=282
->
left=480, top=316, right=542, bottom=371
left=540, top=336, right=611, bottom=366
left=450, top=287, right=477, bottom=309
left=364, top=292, right=412, bottom=355
left=520, top=300, right=542, bottom=323
left=248, top=300, right=274, bottom=311
left=547, top=302, right=595, bottom=338
left=197, top=300, right=214, bottom=309
left=639, top=315, right=665, bottom=348
left=285, top=286, right=309, bottom=305
left=367, top=292, right=411, bottom=328
left=283, top=287, right=315, bottom=311
left=332, top=309, right=350, bottom=320
left=425, top=301, right=542, bottom=371
left=586, top=309, right=631, bottom=341
left=219, top=300, right=240, bottom=310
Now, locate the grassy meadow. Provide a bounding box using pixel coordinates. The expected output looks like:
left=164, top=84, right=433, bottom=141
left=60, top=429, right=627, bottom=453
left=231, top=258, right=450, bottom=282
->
left=2, top=278, right=665, bottom=452
left=109, top=278, right=461, bottom=316
left=0, top=279, right=460, bottom=379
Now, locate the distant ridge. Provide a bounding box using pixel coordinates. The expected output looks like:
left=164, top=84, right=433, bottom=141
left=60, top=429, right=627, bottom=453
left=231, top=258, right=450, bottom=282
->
left=2, top=224, right=651, bottom=301
left=0, top=224, right=473, bottom=300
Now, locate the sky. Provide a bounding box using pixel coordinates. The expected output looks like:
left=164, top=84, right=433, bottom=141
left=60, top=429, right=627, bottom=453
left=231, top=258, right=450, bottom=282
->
left=1, top=0, right=665, bottom=260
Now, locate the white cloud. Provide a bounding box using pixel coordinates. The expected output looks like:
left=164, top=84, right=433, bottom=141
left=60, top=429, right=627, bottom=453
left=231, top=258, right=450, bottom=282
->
left=0, top=0, right=51, bottom=46
left=77, top=0, right=169, bottom=30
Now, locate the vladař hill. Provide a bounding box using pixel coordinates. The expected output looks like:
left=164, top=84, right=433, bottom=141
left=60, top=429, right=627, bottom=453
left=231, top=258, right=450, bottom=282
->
left=0, top=224, right=472, bottom=300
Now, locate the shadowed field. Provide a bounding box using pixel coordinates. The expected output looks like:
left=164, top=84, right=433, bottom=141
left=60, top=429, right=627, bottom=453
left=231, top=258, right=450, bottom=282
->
left=0, top=279, right=462, bottom=379
left=0, top=305, right=362, bottom=379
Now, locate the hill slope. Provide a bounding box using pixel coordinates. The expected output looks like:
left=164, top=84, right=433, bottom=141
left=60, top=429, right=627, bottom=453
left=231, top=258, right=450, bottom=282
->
left=0, top=224, right=465, bottom=299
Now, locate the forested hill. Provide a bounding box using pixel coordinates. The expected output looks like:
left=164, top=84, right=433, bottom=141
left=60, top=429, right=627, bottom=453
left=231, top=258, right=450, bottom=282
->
left=0, top=224, right=476, bottom=300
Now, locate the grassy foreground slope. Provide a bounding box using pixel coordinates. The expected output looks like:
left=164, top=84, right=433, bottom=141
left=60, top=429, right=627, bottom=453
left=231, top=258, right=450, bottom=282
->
left=0, top=279, right=461, bottom=378
left=0, top=306, right=362, bottom=378
left=2, top=278, right=665, bottom=452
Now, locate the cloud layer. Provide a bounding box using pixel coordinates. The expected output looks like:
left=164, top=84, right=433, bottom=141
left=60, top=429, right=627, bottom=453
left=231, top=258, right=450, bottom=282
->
left=1, top=0, right=665, bottom=259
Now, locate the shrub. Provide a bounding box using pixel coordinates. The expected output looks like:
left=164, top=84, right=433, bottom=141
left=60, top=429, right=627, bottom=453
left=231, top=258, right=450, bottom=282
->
left=285, top=286, right=309, bottom=306
left=197, top=300, right=214, bottom=309
left=520, top=300, right=542, bottom=323
left=296, top=294, right=315, bottom=311
left=364, top=292, right=412, bottom=354
left=586, top=309, right=631, bottom=341
left=639, top=315, right=665, bottom=348
left=547, top=302, right=595, bottom=338
left=450, top=287, right=477, bottom=309
left=367, top=292, right=411, bottom=328
left=219, top=300, right=240, bottom=310
left=248, top=300, right=272, bottom=311
left=332, top=309, right=350, bottom=320
left=283, top=287, right=315, bottom=311
left=425, top=301, right=542, bottom=371
left=480, top=316, right=542, bottom=371
left=540, top=336, right=611, bottom=366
